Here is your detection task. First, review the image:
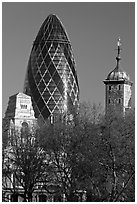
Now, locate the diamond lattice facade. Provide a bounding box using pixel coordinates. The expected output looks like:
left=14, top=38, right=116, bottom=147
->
left=24, top=14, right=79, bottom=122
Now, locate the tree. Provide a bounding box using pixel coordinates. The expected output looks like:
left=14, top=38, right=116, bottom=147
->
left=79, top=101, right=104, bottom=124
left=99, top=109, right=135, bottom=201
left=2, top=125, right=48, bottom=202
left=39, top=121, right=78, bottom=201
left=39, top=103, right=105, bottom=201
left=73, top=106, right=135, bottom=202
left=3, top=103, right=134, bottom=202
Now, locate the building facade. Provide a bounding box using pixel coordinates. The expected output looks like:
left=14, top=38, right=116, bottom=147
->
left=103, top=38, right=133, bottom=117
left=23, top=14, right=79, bottom=124
left=3, top=92, right=37, bottom=131
left=2, top=93, right=37, bottom=202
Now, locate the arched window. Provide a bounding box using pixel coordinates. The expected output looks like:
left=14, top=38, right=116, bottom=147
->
left=118, top=98, right=121, bottom=104
left=21, top=122, right=29, bottom=135
left=22, top=122, right=28, bottom=128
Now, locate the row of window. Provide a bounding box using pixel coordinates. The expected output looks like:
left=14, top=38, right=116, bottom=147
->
left=7, top=192, right=84, bottom=202
left=108, top=98, right=122, bottom=104
left=108, top=84, right=121, bottom=91
left=9, top=193, right=62, bottom=202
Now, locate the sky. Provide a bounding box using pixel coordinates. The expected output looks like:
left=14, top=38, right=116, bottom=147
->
left=2, top=2, right=135, bottom=117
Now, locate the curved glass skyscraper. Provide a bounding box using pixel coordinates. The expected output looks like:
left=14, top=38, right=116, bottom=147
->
left=24, top=14, right=79, bottom=122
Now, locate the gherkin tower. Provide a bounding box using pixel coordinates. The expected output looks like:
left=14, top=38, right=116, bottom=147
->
left=24, top=14, right=79, bottom=122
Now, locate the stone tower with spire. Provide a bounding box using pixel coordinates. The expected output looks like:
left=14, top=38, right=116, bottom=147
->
left=103, top=37, right=133, bottom=117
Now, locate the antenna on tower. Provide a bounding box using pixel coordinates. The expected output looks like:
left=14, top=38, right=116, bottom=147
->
left=116, top=36, right=122, bottom=67
left=117, top=36, right=121, bottom=47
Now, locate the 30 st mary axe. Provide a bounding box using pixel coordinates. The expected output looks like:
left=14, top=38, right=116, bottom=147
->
left=24, top=14, right=79, bottom=122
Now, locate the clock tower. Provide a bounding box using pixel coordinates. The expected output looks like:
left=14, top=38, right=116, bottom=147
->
left=103, top=38, right=133, bottom=118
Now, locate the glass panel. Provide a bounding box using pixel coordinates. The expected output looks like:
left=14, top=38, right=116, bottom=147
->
left=53, top=106, right=60, bottom=114
left=53, top=89, right=61, bottom=102
left=57, top=98, right=63, bottom=111
left=70, top=64, right=76, bottom=80
left=33, top=88, right=40, bottom=102
left=48, top=85, right=56, bottom=94
left=67, top=94, right=73, bottom=107
left=67, top=56, right=73, bottom=71
left=48, top=97, right=55, bottom=105
left=47, top=98, right=55, bottom=111
left=57, top=80, right=64, bottom=96
left=45, top=42, right=51, bottom=50
left=37, top=97, right=45, bottom=111
left=32, top=63, right=38, bottom=76
left=71, top=91, right=75, bottom=103
left=43, top=71, right=51, bottom=84
left=42, top=89, right=51, bottom=102
left=63, top=45, right=69, bottom=60
left=53, top=42, right=58, bottom=50
left=44, top=54, right=51, bottom=67
left=52, top=71, right=61, bottom=86
left=40, top=38, right=45, bottom=50
left=44, top=30, right=49, bottom=40
left=48, top=62, right=56, bottom=76
left=67, top=80, right=72, bottom=92
left=69, top=73, right=74, bottom=84
left=49, top=44, right=56, bottom=53
left=53, top=59, right=59, bottom=66
left=38, top=80, right=45, bottom=93
left=75, top=75, right=79, bottom=87
left=40, top=62, right=47, bottom=75
left=42, top=46, right=48, bottom=57
left=53, top=94, right=61, bottom=103
left=53, top=54, right=59, bottom=60
left=63, top=72, right=69, bottom=81
left=41, top=106, right=51, bottom=119
left=37, top=54, right=43, bottom=67
left=60, top=56, right=66, bottom=64
left=33, top=102, right=40, bottom=118
left=56, top=45, right=62, bottom=53
left=49, top=51, right=55, bottom=59
left=28, top=68, right=37, bottom=92
left=73, top=82, right=77, bottom=94
left=57, top=69, right=64, bottom=77
left=35, top=72, right=41, bottom=84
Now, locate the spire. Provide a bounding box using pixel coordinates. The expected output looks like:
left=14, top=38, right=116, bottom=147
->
left=116, top=37, right=122, bottom=69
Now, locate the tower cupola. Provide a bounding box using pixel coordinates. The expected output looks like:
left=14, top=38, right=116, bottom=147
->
left=106, top=37, right=130, bottom=82
left=103, top=37, right=133, bottom=117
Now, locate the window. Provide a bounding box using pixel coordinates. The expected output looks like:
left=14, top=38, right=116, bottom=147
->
left=118, top=85, right=121, bottom=90
left=22, top=122, right=28, bottom=128
left=20, top=104, right=27, bottom=109
left=39, top=194, right=47, bottom=202
left=108, top=85, right=111, bottom=91
left=11, top=194, right=18, bottom=202
left=118, top=98, right=121, bottom=104
left=108, top=99, right=111, bottom=104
